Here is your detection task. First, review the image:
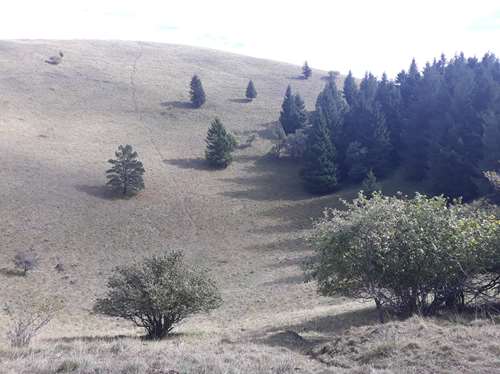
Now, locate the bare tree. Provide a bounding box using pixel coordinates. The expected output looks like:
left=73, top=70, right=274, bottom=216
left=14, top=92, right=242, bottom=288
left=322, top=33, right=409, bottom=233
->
left=4, top=295, right=63, bottom=347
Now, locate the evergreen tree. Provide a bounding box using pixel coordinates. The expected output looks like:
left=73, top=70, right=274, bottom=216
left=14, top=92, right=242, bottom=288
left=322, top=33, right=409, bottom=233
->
left=293, top=94, right=308, bottom=130
left=316, top=79, right=347, bottom=144
left=343, top=70, right=359, bottom=107
left=345, top=141, right=369, bottom=182
left=205, top=118, right=236, bottom=169
left=302, top=61, right=312, bottom=79
left=315, top=79, right=347, bottom=173
left=279, top=85, right=295, bottom=135
left=279, top=86, right=306, bottom=134
left=245, top=80, right=257, bottom=100
left=190, top=75, right=206, bottom=108
left=361, top=169, right=381, bottom=198
left=301, top=109, right=338, bottom=194
left=106, top=145, right=145, bottom=195
left=376, top=73, right=402, bottom=164
left=427, top=56, right=484, bottom=200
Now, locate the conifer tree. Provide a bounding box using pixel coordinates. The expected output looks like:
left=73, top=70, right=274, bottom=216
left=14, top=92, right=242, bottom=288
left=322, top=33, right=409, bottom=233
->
left=190, top=75, right=206, bottom=108
left=302, top=61, right=312, bottom=79
left=279, top=85, right=297, bottom=135
left=316, top=80, right=347, bottom=150
left=345, top=141, right=369, bottom=182
left=205, top=118, right=236, bottom=169
left=106, top=145, right=145, bottom=195
left=361, top=169, right=381, bottom=198
left=343, top=70, right=359, bottom=107
left=245, top=80, right=257, bottom=100
left=301, top=109, right=338, bottom=194
left=293, top=94, right=308, bottom=130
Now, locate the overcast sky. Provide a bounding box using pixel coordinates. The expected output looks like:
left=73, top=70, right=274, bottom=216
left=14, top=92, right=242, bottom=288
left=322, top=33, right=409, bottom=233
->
left=1, top=0, right=499, bottom=77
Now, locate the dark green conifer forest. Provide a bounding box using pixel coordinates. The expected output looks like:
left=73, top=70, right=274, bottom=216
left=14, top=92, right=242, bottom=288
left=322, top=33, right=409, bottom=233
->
left=294, top=53, right=500, bottom=200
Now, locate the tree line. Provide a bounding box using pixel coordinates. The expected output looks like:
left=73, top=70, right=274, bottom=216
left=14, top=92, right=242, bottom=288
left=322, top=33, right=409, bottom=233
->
left=280, top=53, right=500, bottom=201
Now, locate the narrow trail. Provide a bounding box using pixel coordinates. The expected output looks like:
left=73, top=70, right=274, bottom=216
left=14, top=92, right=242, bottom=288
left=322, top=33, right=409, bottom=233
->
left=129, top=42, right=198, bottom=234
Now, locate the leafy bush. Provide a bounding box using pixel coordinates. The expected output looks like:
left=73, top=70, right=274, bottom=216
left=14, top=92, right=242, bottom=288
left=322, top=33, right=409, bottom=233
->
left=93, top=251, right=222, bottom=339
left=484, top=169, right=500, bottom=203
left=306, top=193, right=500, bottom=320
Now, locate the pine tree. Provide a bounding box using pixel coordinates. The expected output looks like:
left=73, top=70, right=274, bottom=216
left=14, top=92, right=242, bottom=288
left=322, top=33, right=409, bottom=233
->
left=205, top=118, right=236, bottom=169
left=376, top=73, right=402, bottom=164
left=293, top=94, right=308, bottom=130
left=316, top=79, right=347, bottom=150
left=190, top=75, right=206, bottom=108
left=106, top=145, right=145, bottom=195
left=245, top=80, right=257, bottom=100
left=343, top=70, right=359, bottom=107
left=361, top=169, right=381, bottom=198
left=301, top=108, right=338, bottom=194
left=279, top=85, right=300, bottom=135
left=345, top=141, right=369, bottom=182
left=302, top=61, right=312, bottom=79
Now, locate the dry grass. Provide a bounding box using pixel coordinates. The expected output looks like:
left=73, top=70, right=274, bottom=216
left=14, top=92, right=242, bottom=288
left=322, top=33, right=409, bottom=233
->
left=310, top=316, right=500, bottom=373
left=0, top=336, right=324, bottom=374
left=0, top=40, right=497, bottom=373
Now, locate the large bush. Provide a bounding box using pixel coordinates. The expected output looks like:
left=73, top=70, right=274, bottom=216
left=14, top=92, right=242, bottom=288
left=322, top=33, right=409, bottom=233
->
left=306, top=193, right=500, bottom=320
left=94, top=251, right=222, bottom=339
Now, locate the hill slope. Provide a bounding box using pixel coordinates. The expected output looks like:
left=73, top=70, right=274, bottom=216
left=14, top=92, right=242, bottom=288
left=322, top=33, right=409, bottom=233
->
left=1, top=40, right=499, bottom=374
left=0, top=39, right=349, bottom=337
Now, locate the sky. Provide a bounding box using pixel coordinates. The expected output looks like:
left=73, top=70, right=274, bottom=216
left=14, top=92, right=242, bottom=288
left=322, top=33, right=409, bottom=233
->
left=1, top=0, right=499, bottom=77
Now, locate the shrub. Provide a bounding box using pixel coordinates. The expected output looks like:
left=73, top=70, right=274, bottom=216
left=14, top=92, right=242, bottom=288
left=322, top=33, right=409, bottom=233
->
left=484, top=169, right=500, bottom=203
left=93, top=251, right=222, bottom=339
left=106, top=145, right=145, bottom=196
left=306, top=193, right=500, bottom=320
left=205, top=118, right=236, bottom=169
left=13, top=251, right=39, bottom=275
left=4, top=294, right=63, bottom=347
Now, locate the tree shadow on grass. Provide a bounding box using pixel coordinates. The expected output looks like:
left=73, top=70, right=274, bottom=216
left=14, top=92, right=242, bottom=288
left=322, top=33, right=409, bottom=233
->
left=261, top=274, right=305, bottom=287
left=219, top=155, right=312, bottom=202
left=160, top=101, right=193, bottom=109
left=46, top=332, right=186, bottom=344
left=163, top=158, right=211, bottom=171
left=253, top=306, right=381, bottom=352
left=75, top=185, right=123, bottom=200
left=0, top=267, right=25, bottom=277
left=229, top=98, right=252, bottom=104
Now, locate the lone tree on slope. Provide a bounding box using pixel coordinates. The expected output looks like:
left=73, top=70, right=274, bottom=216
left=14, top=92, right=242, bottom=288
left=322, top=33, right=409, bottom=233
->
left=302, top=61, right=312, bottom=79
left=190, top=75, right=206, bottom=108
left=94, top=251, right=222, bottom=340
left=106, top=144, right=145, bottom=196
left=205, top=118, right=237, bottom=169
left=245, top=80, right=257, bottom=100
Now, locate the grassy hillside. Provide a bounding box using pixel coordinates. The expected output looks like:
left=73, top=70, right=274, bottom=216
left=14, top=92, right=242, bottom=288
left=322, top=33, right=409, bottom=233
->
left=0, top=40, right=498, bottom=373
left=0, top=38, right=349, bottom=337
